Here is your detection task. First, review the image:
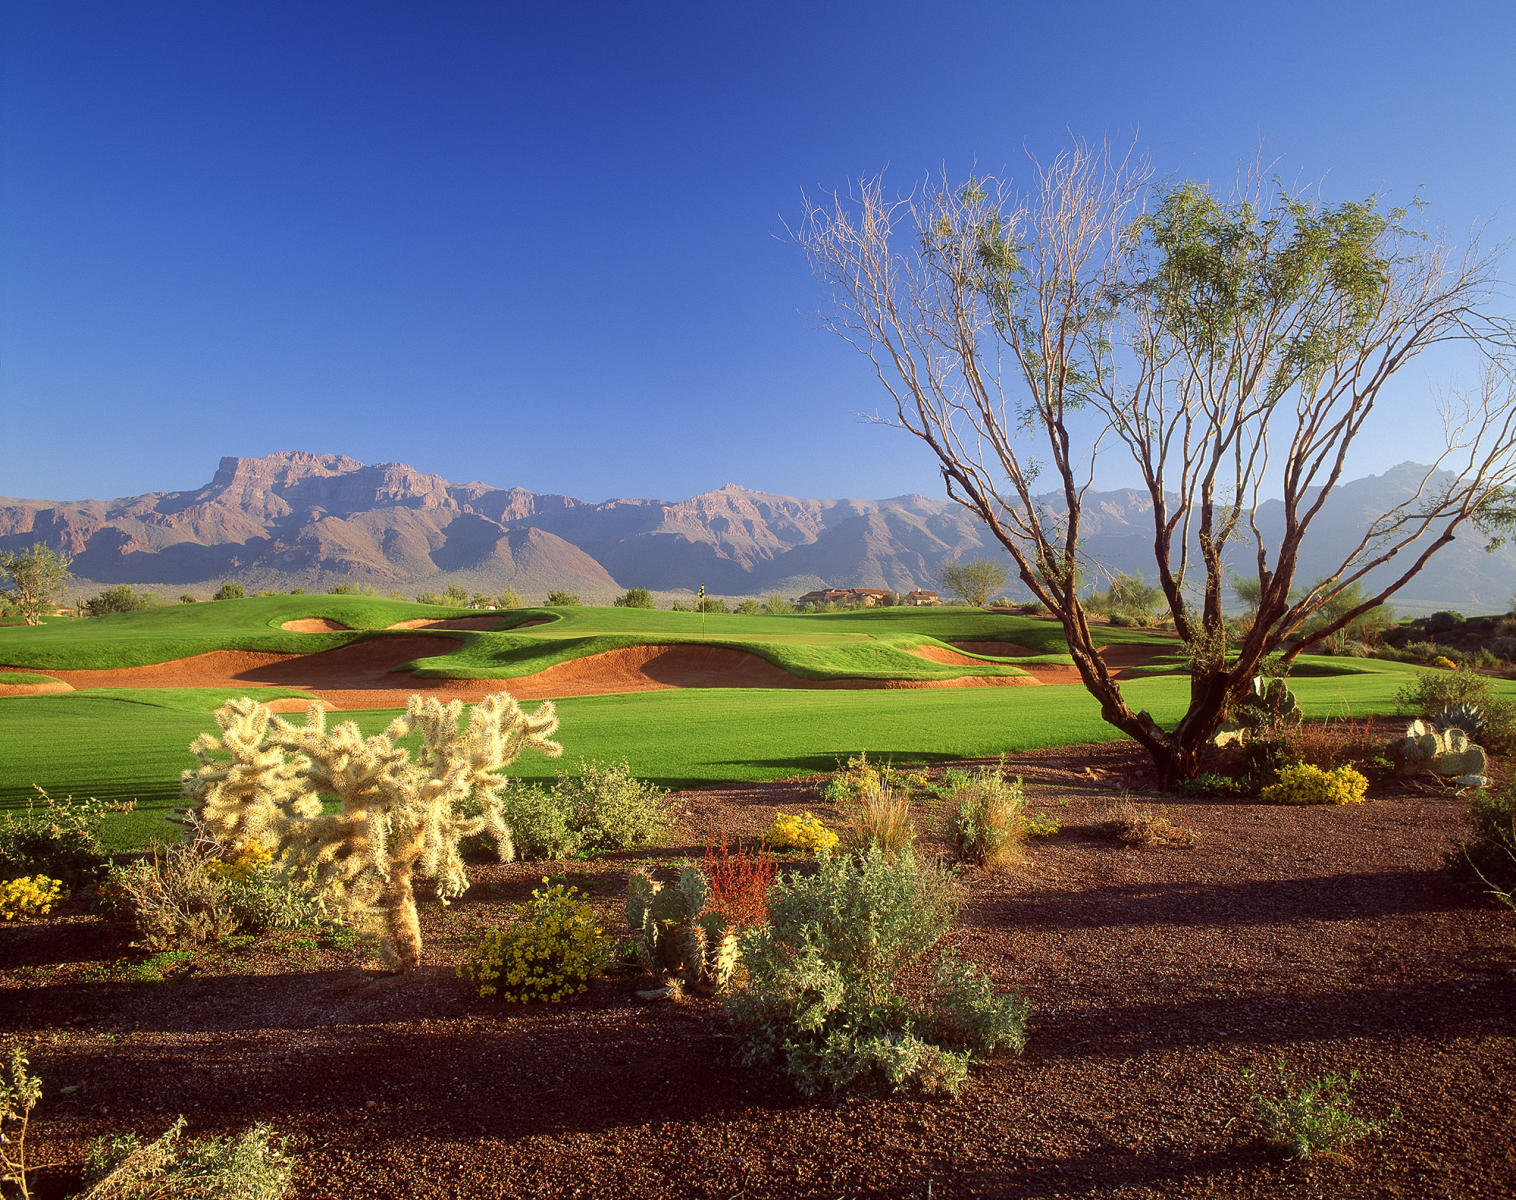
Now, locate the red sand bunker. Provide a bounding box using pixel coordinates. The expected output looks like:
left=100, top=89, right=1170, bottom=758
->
left=8, top=636, right=1168, bottom=709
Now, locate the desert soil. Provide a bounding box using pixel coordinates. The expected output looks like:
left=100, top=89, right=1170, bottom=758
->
left=3, top=742, right=1513, bottom=1199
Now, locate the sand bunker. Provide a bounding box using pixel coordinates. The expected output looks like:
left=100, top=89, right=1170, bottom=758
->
left=0, top=677, right=73, bottom=696
left=387, top=615, right=507, bottom=631
left=8, top=636, right=1171, bottom=710
left=280, top=618, right=353, bottom=632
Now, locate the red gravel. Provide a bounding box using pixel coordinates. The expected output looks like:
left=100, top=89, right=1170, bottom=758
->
left=2, top=743, right=1513, bottom=1199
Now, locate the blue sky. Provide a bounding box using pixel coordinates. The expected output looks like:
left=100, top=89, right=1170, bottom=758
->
left=3, top=0, right=1513, bottom=504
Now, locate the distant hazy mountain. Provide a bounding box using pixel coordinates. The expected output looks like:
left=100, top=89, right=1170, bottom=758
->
left=1, top=451, right=1513, bottom=613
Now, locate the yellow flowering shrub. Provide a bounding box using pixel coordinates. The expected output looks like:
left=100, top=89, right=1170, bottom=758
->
left=767, top=811, right=839, bottom=853
left=1431, top=656, right=1459, bottom=671
left=458, top=880, right=608, bottom=1003
left=1260, top=763, right=1369, bottom=806
left=206, top=841, right=274, bottom=884
left=0, top=874, right=65, bottom=920
left=1024, top=813, right=1062, bottom=838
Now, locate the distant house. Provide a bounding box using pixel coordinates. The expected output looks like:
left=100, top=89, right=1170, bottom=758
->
left=905, top=589, right=940, bottom=606
left=796, top=586, right=906, bottom=610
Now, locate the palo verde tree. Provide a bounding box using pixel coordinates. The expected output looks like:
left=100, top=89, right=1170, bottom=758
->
left=937, top=557, right=1009, bottom=606
left=0, top=542, right=73, bottom=626
left=185, top=691, right=561, bottom=971
left=797, top=140, right=1516, bottom=784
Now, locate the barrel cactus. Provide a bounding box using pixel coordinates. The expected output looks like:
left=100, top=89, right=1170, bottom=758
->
left=625, top=865, right=737, bottom=995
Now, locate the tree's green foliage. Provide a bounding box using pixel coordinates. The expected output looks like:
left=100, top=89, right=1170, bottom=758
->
left=85, top=584, right=159, bottom=617
left=213, top=582, right=246, bottom=601
left=545, top=589, right=580, bottom=606
left=613, top=587, right=656, bottom=608
left=184, top=692, right=561, bottom=971
left=937, top=558, right=1009, bottom=607
left=0, top=543, right=72, bottom=626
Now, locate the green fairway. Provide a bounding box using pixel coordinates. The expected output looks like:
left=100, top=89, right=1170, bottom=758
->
left=0, top=596, right=1091, bottom=682
left=0, top=595, right=468, bottom=670
left=3, top=649, right=1500, bottom=850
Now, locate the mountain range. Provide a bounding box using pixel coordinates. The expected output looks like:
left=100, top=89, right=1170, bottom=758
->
left=2, top=451, right=1514, bottom=614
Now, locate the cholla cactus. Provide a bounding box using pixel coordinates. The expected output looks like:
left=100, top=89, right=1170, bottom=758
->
left=184, top=692, right=561, bottom=971
left=625, top=866, right=738, bottom=995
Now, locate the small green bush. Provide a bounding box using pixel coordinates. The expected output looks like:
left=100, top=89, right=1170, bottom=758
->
left=545, top=589, right=580, bottom=606
left=553, top=760, right=670, bottom=854
left=943, top=764, right=1029, bottom=869
left=725, top=846, right=1028, bottom=1096
left=0, top=788, right=125, bottom=888
left=1245, top=1060, right=1396, bottom=1161
left=80, top=1114, right=294, bottom=1199
left=495, top=783, right=584, bottom=860
left=458, top=880, right=608, bottom=1003
left=612, top=587, right=655, bottom=608
left=212, top=582, right=246, bottom=601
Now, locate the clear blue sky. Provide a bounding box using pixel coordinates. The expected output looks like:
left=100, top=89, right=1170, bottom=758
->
left=3, top=1, right=1513, bottom=504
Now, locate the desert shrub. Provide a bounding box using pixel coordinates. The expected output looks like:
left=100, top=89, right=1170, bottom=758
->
left=495, top=588, right=522, bottom=609
left=85, top=584, right=157, bottom=616
left=613, top=587, right=655, bottom=608
left=0, top=788, right=127, bottom=888
left=1430, top=654, right=1459, bottom=671
left=725, top=846, right=1028, bottom=1096
left=1245, top=1060, right=1396, bottom=1161
left=704, top=834, right=777, bottom=930
left=766, top=811, right=839, bottom=853
left=1426, top=610, right=1464, bottom=633
left=1259, top=763, right=1368, bottom=806
left=553, top=760, right=670, bottom=853
left=735, top=598, right=763, bottom=614
left=212, top=582, right=246, bottom=601
left=101, top=837, right=241, bottom=952
left=458, top=881, right=608, bottom=1003
left=1453, top=783, right=1516, bottom=908
left=761, top=593, right=796, bottom=615
left=1175, top=772, right=1249, bottom=797
left=1285, top=719, right=1393, bottom=778
left=820, top=752, right=883, bottom=805
left=0, top=874, right=64, bottom=921
left=1101, top=801, right=1200, bottom=846
left=1024, top=813, right=1061, bottom=838
left=80, top=1115, right=294, bottom=1199
left=1489, top=636, right=1516, bottom=661
left=545, top=589, right=580, bottom=606
left=1, top=1046, right=41, bottom=1197
left=1395, top=669, right=1516, bottom=752
left=494, top=783, right=583, bottom=860
left=943, top=764, right=1029, bottom=869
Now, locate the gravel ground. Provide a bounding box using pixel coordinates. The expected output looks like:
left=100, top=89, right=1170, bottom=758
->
left=3, top=743, right=1514, bottom=1199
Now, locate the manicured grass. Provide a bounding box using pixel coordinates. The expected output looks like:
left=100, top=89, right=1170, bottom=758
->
left=0, top=595, right=472, bottom=670
left=0, top=598, right=1103, bottom=682
left=4, top=653, right=1500, bottom=851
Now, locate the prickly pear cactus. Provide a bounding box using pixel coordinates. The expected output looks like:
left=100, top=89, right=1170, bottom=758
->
left=1396, top=718, right=1490, bottom=782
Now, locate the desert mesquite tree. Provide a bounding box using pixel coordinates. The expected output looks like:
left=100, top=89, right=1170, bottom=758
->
left=185, top=691, right=561, bottom=970
left=798, top=139, right=1516, bottom=784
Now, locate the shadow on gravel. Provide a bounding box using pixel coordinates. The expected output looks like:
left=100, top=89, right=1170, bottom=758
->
left=970, top=867, right=1479, bottom=930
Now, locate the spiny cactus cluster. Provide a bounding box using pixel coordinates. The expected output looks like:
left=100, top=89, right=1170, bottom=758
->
left=625, top=866, right=738, bottom=996
left=184, top=692, right=561, bottom=971
left=1398, top=718, right=1489, bottom=787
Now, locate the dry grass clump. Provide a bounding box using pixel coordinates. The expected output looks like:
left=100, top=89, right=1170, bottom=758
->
left=839, top=779, right=917, bottom=853
left=1102, top=800, right=1199, bottom=848
left=943, top=765, right=1029, bottom=870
